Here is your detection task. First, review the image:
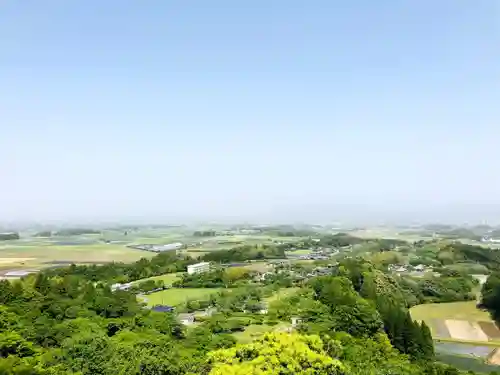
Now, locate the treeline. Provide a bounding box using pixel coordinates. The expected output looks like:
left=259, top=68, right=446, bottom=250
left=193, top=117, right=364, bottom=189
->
left=0, top=253, right=483, bottom=374
left=440, top=242, right=500, bottom=269
left=174, top=267, right=252, bottom=289
left=34, top=231, right=52, bottom=237
left=318, top=233, right=366, bottom=247
left=269, top=270, right=433, bottom=364
left=0, top=273, right=236, bottom=374
left=481, top=272, right=500, bottom=322
left=54, top=228, right=101, bottom=236
left=398, top=270, right=477, bottom=306
left=0, top=232, right=20, bottom=241
left=273, top=230, right=318, bottom=237
left=45, top=252, right=197, bottom=283
left=130, top=279, right=166, bottom=294
left=269, top=260, right=434, bottom=362
left=202, top=244, right=286, bottom=263
left=193, top=230, right=217, bottom=237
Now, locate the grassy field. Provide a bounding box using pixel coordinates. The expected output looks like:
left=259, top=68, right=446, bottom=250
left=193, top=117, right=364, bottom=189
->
left=241, top=262, right=272, bottom=272
left=285, top=249, right=312, bottom=255
left=232, top=323, right=290, bottom=343
left=410, top=301, right=491, bottom=322
left=134, top=272, right=182, bottom=286
left=145, top=288, right=222, bottom=307
left=265, top=287, right=300, bottom=303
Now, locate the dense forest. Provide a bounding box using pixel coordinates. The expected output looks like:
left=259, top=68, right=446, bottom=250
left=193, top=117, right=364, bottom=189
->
left=53, top=228, right=101, bottom=236
left=202, top=244, right=286, bottom=263
left=481, top=273, right=500, bottom=322
left=0, top=232, right=20, bottom=241
left=44, top=252, right=196, bottom=283
left=0, top=247, right=487, bottom=374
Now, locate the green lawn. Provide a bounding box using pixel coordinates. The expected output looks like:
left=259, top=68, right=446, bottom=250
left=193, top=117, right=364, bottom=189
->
left=410, top=301, right=491, bottom=322
left=145, top=288, right=222, bottom=307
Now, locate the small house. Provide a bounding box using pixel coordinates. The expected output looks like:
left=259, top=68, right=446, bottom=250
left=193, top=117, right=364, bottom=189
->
left=291, top=316, right=302, bottom=328
left=111, top=282, right=133, bottom=292
left=178, top=313, right=195, bottom=325
left=151, top=305, right=175, bottom=313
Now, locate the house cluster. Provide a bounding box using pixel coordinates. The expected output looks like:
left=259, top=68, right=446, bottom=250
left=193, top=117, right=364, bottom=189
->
left=111, top=282, right=133, bottom=291
left=0, top=269, right=39, bottom=280
left=127, top=242, right=183, bottom=253
left=256, top=263, right=337, bottom=283
left=481, top=236, right=500, bottom=243
left=151, top=305, right=218, bottom=326
left=388, top=263, right=429, bottom=274
left=296, top=253, right=330, bottom=260
left=286, top=247, right=338, bottom=261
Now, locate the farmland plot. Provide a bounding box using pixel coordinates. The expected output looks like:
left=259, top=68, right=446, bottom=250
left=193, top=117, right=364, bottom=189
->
left=445, top=320, right=489, bottom=342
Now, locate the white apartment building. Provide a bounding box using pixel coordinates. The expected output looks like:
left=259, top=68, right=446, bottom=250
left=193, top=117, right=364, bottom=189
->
left=187, top=262, right=211, bottom=275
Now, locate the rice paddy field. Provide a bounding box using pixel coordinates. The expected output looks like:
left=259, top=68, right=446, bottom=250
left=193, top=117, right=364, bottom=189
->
left=437, top=352, right=500, bottom=373
left=0, top=228, right=294, bottom=273
left=410, top=301, right=500, bottom=346
left=0, top=241, right=153, bottom=271
left=410, top=301, right=491, bottom=322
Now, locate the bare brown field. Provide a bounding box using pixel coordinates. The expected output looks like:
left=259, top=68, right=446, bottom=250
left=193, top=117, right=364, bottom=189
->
left=431, top=319, right=451, bottom=339
left=478, top=321, right=500, bottom=340
left=445, top=320, right=489, bottom=342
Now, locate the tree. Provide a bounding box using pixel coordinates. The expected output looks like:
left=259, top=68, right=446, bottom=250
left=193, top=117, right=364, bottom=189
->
left=0, top=232, right=20, bottom=241
left=420, top=321, right=434, bottom=359
left=206, top=332, right=346, bottom=375
left=0, top=332, right=35, bottom=358
left=222, top=268, right=250, bottom=287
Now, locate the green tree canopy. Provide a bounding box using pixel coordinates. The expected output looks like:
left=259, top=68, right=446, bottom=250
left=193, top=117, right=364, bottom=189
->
left=206, top=332, right=346, bottom=375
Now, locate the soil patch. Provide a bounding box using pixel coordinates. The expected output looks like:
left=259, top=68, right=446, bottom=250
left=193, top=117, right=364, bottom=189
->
left=478, top=321, right=500, bottom=340
left=445, top=320, right=489, bottom=342
left=431, top=319, right=451, bottom=338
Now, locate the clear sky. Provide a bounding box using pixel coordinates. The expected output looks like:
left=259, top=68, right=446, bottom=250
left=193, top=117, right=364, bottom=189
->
left=1, top=1, right=499, bottom=224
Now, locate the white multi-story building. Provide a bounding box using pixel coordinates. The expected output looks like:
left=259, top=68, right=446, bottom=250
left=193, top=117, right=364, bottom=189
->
left=187, top=262, right=210, bottom=275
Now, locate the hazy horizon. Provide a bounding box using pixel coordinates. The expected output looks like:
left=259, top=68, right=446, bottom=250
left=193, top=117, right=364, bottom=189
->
left=2, top=1, right=499, bottom=224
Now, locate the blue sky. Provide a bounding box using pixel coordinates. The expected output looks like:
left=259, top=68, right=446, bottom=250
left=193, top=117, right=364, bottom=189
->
left=1, top=1, right=499, bottom=224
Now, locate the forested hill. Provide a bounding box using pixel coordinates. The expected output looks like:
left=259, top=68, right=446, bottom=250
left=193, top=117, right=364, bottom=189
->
left=0, top=252, right=487, bottom=374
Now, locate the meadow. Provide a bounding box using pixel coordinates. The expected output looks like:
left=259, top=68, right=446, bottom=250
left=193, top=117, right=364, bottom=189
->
left=144, top=288, right=222, bottom=307
left=232, top=323, right=290, bottom=343
left=264, top=287, right=300, bottom=303
left=133, top=272, right=182, bottom=286
left=410, top=301, right=491, bottom=322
